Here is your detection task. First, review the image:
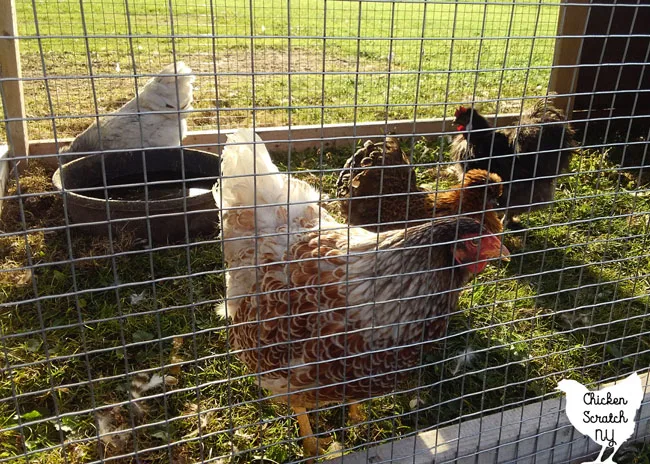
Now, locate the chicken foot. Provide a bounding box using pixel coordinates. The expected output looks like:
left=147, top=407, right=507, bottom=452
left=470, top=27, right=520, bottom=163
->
left=501, top=212, right=524, bottom=230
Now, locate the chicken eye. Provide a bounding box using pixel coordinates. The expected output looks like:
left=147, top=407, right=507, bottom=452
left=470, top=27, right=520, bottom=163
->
left=471, top=237, right=480, bottom=247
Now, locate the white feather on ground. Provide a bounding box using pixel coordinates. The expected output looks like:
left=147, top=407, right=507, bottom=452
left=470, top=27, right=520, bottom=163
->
left=63, top=62, right=195, bottom=155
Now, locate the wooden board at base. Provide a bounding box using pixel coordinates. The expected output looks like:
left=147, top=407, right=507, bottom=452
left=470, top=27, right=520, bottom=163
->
left=323, top=372, right=650, bottom=464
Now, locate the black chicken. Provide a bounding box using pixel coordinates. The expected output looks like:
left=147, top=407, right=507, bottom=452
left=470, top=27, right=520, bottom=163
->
left=450, top=97, right=577, bottom=226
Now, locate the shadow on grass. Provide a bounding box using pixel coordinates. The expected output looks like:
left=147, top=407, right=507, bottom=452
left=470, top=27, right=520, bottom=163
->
left=2, top=146, right=649, bottom=463
left=0, top=161, right=229, bottom=461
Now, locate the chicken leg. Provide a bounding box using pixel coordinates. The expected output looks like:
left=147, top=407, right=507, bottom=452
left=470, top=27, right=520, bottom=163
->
left=294, top=407, right=329, bottom=459
left=348, top=402, right=366, bottom=424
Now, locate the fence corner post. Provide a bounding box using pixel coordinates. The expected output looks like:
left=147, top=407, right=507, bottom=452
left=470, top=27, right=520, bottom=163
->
left=548, top=0, right=590, bottom=119
left=0, top=0, right=29, bottom=172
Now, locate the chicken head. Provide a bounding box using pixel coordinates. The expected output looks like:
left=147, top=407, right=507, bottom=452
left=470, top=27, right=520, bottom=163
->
left=453, top=234, right=510, bottom=274
left=453, top=106, right=472, bottom=131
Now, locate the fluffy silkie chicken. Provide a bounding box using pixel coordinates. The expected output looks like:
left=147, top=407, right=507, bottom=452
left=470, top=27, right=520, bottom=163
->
left=336, top=138, right=503, bottom=234
left=63, top=62, right=195, bottom=154
left=214, top=129, right=510, bottom=458
left=450, top=97, right=576, bottom=226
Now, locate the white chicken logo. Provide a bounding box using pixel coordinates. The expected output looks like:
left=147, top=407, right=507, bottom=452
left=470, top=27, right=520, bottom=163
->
left=556, top=372, right=643, bottom=463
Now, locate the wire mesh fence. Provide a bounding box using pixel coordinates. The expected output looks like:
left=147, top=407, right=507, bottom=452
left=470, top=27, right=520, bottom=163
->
left=6, top=0, right=562, bottom=141
left=1, top=1, right=649, bottom=463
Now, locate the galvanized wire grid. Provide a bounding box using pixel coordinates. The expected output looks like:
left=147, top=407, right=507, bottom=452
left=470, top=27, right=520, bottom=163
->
left=1, top=1, right=649, bottom=464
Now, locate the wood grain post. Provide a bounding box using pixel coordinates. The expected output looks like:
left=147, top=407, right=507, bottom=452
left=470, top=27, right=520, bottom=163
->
left=548, top=0, right=591, bottom=119
left=0, top=0, right=29, bottom=168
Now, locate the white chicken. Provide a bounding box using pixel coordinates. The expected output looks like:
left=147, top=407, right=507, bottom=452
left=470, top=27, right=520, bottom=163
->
left=556, top=372, right=644, bottom=463
left=63, top=62, right=195, bottom=154
left=214, top=129, right=509, bottom=458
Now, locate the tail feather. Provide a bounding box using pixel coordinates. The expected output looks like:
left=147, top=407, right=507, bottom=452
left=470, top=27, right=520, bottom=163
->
left=617, top=372, right=644, bottom=405
left=215, top=129, right=324, bottom=227
left=528, top=96, right=568, bottom=124
left=216, top=129, right=286, bottom=209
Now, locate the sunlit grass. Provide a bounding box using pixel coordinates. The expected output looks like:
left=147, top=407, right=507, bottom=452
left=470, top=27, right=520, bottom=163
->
left=5, top=1, right=649, bottom=462
left=1, top=139, right=649, bottom=462
left=3, top=0, right=560, bottom=143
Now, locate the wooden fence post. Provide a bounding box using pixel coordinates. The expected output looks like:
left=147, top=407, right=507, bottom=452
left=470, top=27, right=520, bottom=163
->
left=548, top=0, right=590, bottom=118
left=1, top=0, right=29, bottom=165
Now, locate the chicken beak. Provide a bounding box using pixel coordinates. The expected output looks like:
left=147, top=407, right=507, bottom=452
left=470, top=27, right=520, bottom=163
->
left=479, top=240, right=510, bottom=265
left=496, top=243, right=511, bottom=263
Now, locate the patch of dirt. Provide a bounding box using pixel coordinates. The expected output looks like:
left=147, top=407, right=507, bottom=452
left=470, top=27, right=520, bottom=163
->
left=207, top=47, right=390, bottom=74
left=12, top=47, right=393, bottom=141
left=0, top=162, right=62, bottom=233
left=0, top=160, right=145, bottom=290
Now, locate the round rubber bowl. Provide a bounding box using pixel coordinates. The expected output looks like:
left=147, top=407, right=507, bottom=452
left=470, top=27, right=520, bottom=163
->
left=52, top=148, right=220, bottom=244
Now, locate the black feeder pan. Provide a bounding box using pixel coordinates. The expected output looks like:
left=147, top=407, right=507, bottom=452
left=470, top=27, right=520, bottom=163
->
left=52, top=148, right=221, bottom=244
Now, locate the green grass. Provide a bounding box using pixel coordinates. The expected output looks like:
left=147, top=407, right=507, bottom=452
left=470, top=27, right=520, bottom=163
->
left=3, top=1, right=650, bottom=463
left=3, top=0, right=560, bottom=143
left=1, top=140, right=649, bottom=463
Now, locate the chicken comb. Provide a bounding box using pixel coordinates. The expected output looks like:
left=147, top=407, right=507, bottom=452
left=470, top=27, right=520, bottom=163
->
left=454, top=106, right=468, bottom=118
